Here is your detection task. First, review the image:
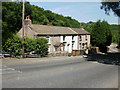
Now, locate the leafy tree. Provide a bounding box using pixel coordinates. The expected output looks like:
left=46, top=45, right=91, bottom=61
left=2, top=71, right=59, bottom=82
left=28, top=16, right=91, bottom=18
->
left=110, top=24, right=119, bottom=43
left=3, top=35, right=22, bottom=56
left=80, top=22, right=95, bottom=33
left=34, top=38, right=48, bottom=57
left=101, top=1, right=120, bottom=47
left=101, top=2, right=120, bottom=17
left=91, top=20, right=112, bottom=52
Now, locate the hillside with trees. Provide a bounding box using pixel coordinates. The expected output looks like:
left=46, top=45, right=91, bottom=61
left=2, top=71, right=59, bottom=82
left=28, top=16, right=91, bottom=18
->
left=80, top=22, right=119, bottom=44
left=2, top=2, right=80, bottom=44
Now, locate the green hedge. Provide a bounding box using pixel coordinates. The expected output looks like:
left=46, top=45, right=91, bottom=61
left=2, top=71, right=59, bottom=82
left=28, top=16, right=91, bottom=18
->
left=3, top=35, right=48, bottom=57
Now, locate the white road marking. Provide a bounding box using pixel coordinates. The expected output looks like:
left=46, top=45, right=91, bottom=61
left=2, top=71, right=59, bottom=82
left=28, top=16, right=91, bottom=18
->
left=0, top=65, right=22, bottom=75
left=0, top=68, right=15, bottom=71
left=91, top=62, right=99, bottom=64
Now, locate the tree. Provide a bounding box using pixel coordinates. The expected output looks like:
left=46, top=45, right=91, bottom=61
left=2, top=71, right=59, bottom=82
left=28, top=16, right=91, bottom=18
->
left=101, top=2, right=120, bottom=17
left=91, top=20, right=112, bottom=52
left=101, top=1, right=120, bottom=47
left=34, top=38, right=48, bottom=57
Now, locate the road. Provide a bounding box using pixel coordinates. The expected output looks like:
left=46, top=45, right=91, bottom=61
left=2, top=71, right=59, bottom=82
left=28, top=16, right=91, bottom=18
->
left=2, top=56, right=118, bottom=88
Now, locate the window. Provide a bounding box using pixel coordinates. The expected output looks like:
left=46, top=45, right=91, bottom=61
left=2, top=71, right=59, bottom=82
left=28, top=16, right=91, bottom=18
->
left=85, top=35, right=87, bottom=41
left=72, top=36, right=74, bottom=40
left=80, top=36, right=82, bottom=41
left=63, top=36, right=65, bottom=41
left=80, top=43, right=81, bottom=48
left=72, top=44, right=74, bottom=49
left=46, top=36, right=50, bottom=44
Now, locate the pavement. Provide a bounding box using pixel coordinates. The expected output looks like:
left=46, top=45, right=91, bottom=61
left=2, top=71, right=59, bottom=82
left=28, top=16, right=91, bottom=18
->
left=2, top=55, right=83, bottom=65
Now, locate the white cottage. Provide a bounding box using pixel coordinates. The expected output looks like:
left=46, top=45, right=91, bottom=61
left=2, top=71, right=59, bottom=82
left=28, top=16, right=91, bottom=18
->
left=17, top=16, right=90, bottom=55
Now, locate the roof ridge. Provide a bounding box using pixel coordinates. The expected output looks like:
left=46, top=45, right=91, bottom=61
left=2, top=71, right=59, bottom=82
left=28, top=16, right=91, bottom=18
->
left=68, top=27, right=78, bottom=34
left=32, top=24, right=70, bottom=28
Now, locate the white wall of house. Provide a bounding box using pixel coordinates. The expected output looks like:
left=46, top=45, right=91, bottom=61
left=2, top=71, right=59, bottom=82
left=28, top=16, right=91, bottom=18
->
left=77, top=34, right=90, bottom=54
left=42, top=34, right=90, bottom=54
left=72, top=35, right=78, bottom=50
left=87, top=35, right=90, bottom=47
left=60, top=35, right=73, bottom=53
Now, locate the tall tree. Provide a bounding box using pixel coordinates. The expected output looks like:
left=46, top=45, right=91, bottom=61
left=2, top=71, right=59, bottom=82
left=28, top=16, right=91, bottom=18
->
left=101, top=1, right=120, bottom=47
left=91, top=20, right=112, bottom=52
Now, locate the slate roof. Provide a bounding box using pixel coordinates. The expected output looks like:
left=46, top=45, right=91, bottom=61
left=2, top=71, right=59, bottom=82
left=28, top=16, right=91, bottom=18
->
left=30, top=24, right=77, bottom=35
left=72, top=28, right=90, bottom=35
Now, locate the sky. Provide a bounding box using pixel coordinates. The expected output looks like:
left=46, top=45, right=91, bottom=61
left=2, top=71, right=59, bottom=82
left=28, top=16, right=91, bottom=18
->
left=30, top=2, right=119, bottom=24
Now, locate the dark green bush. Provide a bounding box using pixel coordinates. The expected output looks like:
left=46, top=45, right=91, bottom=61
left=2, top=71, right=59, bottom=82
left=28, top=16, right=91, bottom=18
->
left=3, top=35, right=49, bottom=57
left=3, top=35, right=22, bottom=56
left=34, top=38, right=48, bottom=57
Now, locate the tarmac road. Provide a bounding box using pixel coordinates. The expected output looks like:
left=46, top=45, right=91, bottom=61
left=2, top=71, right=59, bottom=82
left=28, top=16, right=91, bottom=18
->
left=2, top=56, right=118, bottom=88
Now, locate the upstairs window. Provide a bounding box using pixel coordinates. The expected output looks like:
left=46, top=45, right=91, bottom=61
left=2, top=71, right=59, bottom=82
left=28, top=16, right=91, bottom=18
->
left=80, top=36, right=82, bottom=41
left=85, top=35, right=87, bottom=41
left=63, top=36, right=66, bottom=41
left=72, top=36, right=74, bottom=40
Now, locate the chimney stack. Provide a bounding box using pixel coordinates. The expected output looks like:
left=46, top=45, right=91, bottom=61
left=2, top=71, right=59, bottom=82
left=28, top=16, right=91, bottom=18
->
left=24, top=16, right=31, bottom=26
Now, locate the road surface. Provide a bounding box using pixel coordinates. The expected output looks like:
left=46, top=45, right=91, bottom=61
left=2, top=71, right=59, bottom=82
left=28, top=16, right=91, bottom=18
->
left=2, top=56, right=118, bottom=88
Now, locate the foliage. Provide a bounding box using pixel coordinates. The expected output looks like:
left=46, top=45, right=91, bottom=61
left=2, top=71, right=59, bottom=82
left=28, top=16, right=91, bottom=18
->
left=3, top=36, right=49, bottom=57
left=34, top=38, right=48, bottom=57
left=101, top=1, right=120, bottom=47
left=109, top=24, right=119, bottom=43
left=2, top=35, right=22, bottom=56
left=101, top=2, right=120, bottom=17
left=91, top=20, right=112, bottom=52
left=80, top=22, right=119, bottom=44
left=80, top=21, right=95, bottom=33
left=24, top=38, right=35, bottom=54
left=2, top=2, right=80, bottom=43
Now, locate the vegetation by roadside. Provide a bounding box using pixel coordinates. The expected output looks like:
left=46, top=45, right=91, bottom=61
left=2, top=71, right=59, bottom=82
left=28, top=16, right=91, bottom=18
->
left=2, top=35, right=48, bottom=58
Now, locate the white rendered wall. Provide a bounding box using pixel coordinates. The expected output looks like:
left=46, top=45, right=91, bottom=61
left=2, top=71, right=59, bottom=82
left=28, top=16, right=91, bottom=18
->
left=60, top=35, right=73, bottom=53
left=72, top=36, right=78, bottom=50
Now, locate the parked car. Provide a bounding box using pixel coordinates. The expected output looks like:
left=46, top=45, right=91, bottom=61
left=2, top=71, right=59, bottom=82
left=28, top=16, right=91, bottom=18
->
left=2, top=52, right=13, bottom=57
left=26, top=53, right=41, bottom=58
left=0, top=53, right=4, bottom=58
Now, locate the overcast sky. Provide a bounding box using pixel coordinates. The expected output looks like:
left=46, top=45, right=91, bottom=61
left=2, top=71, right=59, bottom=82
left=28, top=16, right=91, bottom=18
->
left=30, top=2, right=118, bottom=24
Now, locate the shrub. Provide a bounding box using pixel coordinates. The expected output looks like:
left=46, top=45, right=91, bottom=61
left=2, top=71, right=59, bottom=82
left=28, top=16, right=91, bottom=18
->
left=24, top=38, right=35, bottom=54
left=3, top=35, right=22, bottom=56
left=3, top=35, right=49, bottom=57
left=34, top=38, right=48, bottom=57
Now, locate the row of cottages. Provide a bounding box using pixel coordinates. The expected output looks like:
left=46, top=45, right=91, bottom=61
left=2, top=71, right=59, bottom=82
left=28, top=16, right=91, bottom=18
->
left=17, top=16, right=90, bottom=55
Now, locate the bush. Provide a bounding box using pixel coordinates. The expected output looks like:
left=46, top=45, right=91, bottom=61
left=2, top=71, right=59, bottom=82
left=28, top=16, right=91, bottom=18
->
left=24, top=38, right=35, bottom=54
left=3, top=35, right=49, bottom=57
left=34, top=38, right=48, bottom=57
left=3, top=35, right=22, bottom=56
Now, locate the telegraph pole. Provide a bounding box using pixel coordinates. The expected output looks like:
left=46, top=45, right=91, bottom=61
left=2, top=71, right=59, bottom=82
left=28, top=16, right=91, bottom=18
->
left=22, top=0, right=25, bottom=58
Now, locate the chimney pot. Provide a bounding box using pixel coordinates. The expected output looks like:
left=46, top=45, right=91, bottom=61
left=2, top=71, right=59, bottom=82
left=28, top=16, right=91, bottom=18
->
left=25, top=16, right=31, bottom=26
